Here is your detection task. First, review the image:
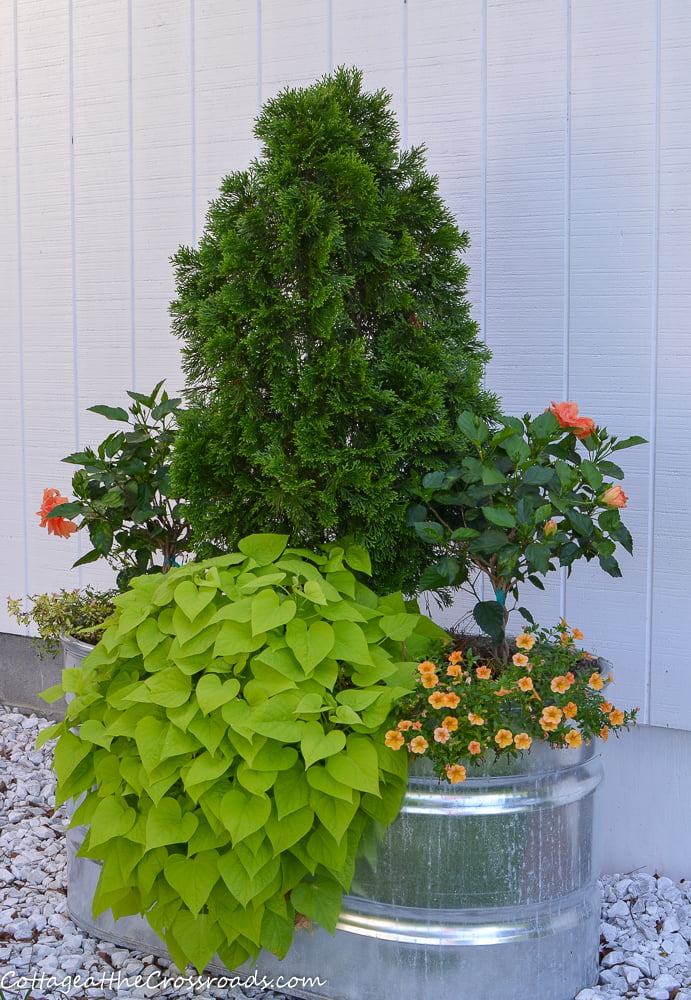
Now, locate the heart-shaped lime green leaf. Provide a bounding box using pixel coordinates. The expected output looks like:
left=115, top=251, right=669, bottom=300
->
left=325, top=736, right=380, bottom=795
left=134, top=717, right=168, bottom=773
left=300, top=721, right=346, bottom=768
left=285, top=619, right=334, bottom=673
left=220, top=788, right=272, bottom=844
left=173, top=579, right=217, bottom=621
left=290, top=875, right=344, bottom=935
left=196, top=674, right=241, bottom=715
left=167, top=909, right=224, bottom=973
left=214, top=619, right=267, bottom=658
left=183, top=752, right=231, bottom=791
left=164, top=851, right=220, bottom=916
left=265, top=805, right=315, bottom=855
left=250, top=589, right=296, bottom=635
left=89, top=797, right=137, bottom=848
left=331, top=620, right=373, bottom=666
left=306, top=763, right=354, bottom=802
left=238, top=533, right=290, bottom=565
left=272, top=765, right=311, bottom=820
left=379, top=613, right=419, bottom=640
left=145, top=797, right=199, bottom=850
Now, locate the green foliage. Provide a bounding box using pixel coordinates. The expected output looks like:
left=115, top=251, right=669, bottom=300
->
left=170, top=66, right=493, bottom=595
left=407, top=405, right=645, bottom=653
left=41, top=534, right=443, bottom=973
left=7, top=587, right=116, bottom=659
left=47, top=382, right=193, bottom=589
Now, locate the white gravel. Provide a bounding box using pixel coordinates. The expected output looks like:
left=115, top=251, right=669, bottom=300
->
left=1, top=705, right=690, bottom=1000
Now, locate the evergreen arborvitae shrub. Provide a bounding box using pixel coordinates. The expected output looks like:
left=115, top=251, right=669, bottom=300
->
left=170, top=66, right=493, bottom=595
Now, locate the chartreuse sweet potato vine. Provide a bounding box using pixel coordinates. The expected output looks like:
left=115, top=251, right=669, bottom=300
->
left=39, top=534, right=443, bottom=974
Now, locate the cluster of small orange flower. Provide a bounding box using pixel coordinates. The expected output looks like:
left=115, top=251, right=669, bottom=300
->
left=385, top=622, right=637, bottom=784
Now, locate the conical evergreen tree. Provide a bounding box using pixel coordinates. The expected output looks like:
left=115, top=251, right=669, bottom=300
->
left=170, top=67, right=493, bottom=594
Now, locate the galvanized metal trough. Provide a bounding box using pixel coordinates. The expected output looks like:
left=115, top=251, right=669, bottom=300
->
left=66, top=715, right=603, bottom=1000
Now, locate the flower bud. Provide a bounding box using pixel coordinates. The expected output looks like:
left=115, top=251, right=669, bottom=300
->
left=543, top=518, right=558, bottom=538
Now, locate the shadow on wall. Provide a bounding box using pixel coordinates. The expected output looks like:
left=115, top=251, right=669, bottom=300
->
left=0, top=633, right=68, bottom=720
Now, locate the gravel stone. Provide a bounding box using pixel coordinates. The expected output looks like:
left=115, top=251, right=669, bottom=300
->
left=2, top=703, right=691, bottom=1000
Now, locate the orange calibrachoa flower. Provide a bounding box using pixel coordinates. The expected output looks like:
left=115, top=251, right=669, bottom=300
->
left=409, top=735, right=429, bottom=754
left=468, top=713, right=484, bottom=726
left=36, top=489, right=77, bottom=538
left=434, top=726, right=451, bottom=744
left=442, top=692, right=461, bottom=709
left=442, top=716, right=458, bottom=732
left=588, top=672, right=605, bottom=691
left=397, top=720, right=413, bottom=731
left=514, top=732, right=532, bottom=750
left=563, top=701, right=578, bottom=719
left=467, top=740, right=482, bottom=755
left=411, top=721, right=423, bottom=731
left=494, top=729, right=514, bottom=749
left=608, top=709, right=625, bottom=726
left=564, top=729, right=583, bottom=749
left=548, top=401, right=596, bottom=439
left=476, top=665, right=491, bottom=679
left=418, top=660, right=437, bottom=676
left=445, top=764, right=467, bottom=784
left=572, top=628, right=584, bottom=641
left=602, top=484, right=628, bottom=508
left=420, top=673, right=439, bottom=689
left=494, top=687, right=513, bottom=697
left=599, top=701, right=613, bottom=714
left=384, top=730, right=405, bottom=750
left=448, top=650, right=464, bottom=665
left=515, top=633, right=536, bottom=650
left=446, top=663, right=463, bottom=677
left=540, top=706, right=563, bottom=732
left=599, top=725, right=609, bottom=742
left=517, top=676, right=534, bottom=692
left=512, top=652, right=529, bottom=667
left=428, top=691, right=448, bottom=709
left=550, top=674, right=574, bottom=694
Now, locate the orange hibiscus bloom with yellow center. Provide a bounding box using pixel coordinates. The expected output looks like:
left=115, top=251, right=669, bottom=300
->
left=476, top=665, right=491, bottom=679
left=564, top=730, right=583, bottom=749
left=588, top=672, right=605, bottom=691
left=409, top=735, right=429, bottom=754
left=467, top=740, right=482, bottom=755
left=36, top=488, right=77, bottom=539
left=515, top=633, right=536, bottom=650
left=514, top=733, right=533, bottom=750
left=445, top=764, right=467, bottom=784
left=468, top=713, right=484, bottom=726
left=384, top=730, right=405, bottom=750
left=494, top=729, right=514, bottom=749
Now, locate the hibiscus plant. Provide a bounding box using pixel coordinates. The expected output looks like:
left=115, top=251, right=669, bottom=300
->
left=41, top=381, right=193, bottom=590
left=407, top=401, right=645, bottom=658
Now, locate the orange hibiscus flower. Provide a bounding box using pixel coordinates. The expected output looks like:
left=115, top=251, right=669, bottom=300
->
left=36, top=488, right=77, bottom=538
left=548, top=401, right=596, bottom=439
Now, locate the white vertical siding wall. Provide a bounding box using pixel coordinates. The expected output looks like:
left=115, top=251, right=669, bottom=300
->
left=2, top=0, right=690, bottom=733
